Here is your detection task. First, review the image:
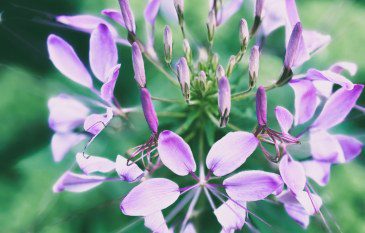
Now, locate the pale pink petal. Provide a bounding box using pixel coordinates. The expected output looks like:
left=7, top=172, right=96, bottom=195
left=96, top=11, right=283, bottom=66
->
left=261, top=0, right=286, bottom=36
left=144, top=211, right=170, bottom=233
left=89, top=24, right=118, bottom=83
left=53, top=171, right=105, bottom=193
left=275, top=106, right=293, bottom=133
left=145, top=0, right=161, bottom=25
left=84, top=108, right=113, bottom=135
left=335, top=135, right=363, bottom=163
left=279, top=154, right=306, bottom=194
left=47, top=35, right=93, bottom=88
left=223, top=170, right=284, bottom=201
left=329, top=62, right=357, bottom=76
left=101, top=9, right=126, bottom=28
left=51, top=133, right=86, bottom=162
left=301, top=160, right=331, bottom=186
left=214, top=200, right=246, bottom=232
left=302, top=30, right=331, bottom=55
left=295, top=191, right=322, bottom=215
left=289, top=80, right=317, bottom=125
left=115, top=155, right=144, bottom=182
left=309, top=130, right=344, bottom=163
left=76, top=153, right=115, bottom=174
left=206, top=132, right=259, bottom=177
left=157, top=130, right=196, bottom=176
left=100, top=64, right=121, bottom=102
left=285, top=0, right=300, bottom=26
left=217, top=0, right=244, bottom=26
left=311, top=84, right=364, bottom=130
left=277, top=191, right=309, bottom=228
left=312, top=80, right=333, bottom=98
left=307, top=69, right=354, bottom=90
left=120, top=178, right=180, bottom=216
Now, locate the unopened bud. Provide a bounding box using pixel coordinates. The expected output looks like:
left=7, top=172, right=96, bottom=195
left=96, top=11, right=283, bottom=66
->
left=140, top=87, right=158, bottom=134
left=207, top=10, right=216, bottom=42
left=131, top=42, right=146, bottom=87
left=174, top=0, right=184, bottom=27
left=183, top=39, right=192, bottom=64
left=212, top=53, right=219, bottom=71
left=226, top=55, right=236, bottom=77
left=196, top=71, right=207, bottom=86
left=239, top=19, right=249, bottom=52
left=256, top=86, right=267, bottom=126
left=118, top=0, right=136, bottom=34
left=177, top=57, right=190, bottom=102
left=249, top=46, right=260, bottom=88
left=255, top=0, right=265, bottom=18
left=163, top=25, right=173, bottom=63
left=216, top=65, right=225, bottom=80
left=218, top=76, right=231, bottom=128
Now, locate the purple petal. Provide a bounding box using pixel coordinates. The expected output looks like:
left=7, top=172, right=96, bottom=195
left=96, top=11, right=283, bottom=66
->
left=277, top=191, right=309, bottom=228
left=217, top=0, right=244, bottom=26
left=157, top=130, right=196, bottom=176
left=100, top=64, right=121, bottom=102
left=260, top=0, right=286, bottom=36
left=223, top=170, right=284, bottom=201
left=206, top=132, right=259, bottom=177
left=116, top=155, right=144, bottom=182
left=53, top=171, right=105, bottom=193
left=312, top=80, right=333, bottom=98
left=309, top=130, right=344, bottom=163
left=302, top=30, right=331, bottom=55
left=311, top=84, right=364, bottom=130
left=140, top=88, right=159, bottom=134
left=329, top=62, right=357, bottom=76
left=51, top=133, right=86, bottom=162
left=144, top=211, right=169, bottom=233
left=214, top=200, right=246, bottom=232
left=118, top=0, right=136, bottom=33
left=84, top=108, right=113, bottom=135
left=101, top=9, right=126, bottom=28
left=285, top=0, right=300, bottom=25
left=145, top=0, right=161, bottom=25
left=47, top=35, right=93, bottom=88
left=289, top=80, right=317, bottom=125
left=301, top=160, right=331, bottom=186
left=56, top=15, right=119, bottom=37
left=256, top=86, right=267, bottom=126
left=48, top=94, right=90, bottom=133
left=295, top=191, right=322, bottom=215
left=279, top=154, right=306, bottom=194
left=284, top=22, right=306, bottom=69
left=132, top=42, right=147, bottom=87
left=76, top=153, right=115, bottom=174
left=120, top=178, right=180, bottom=216
left=89, top=24, right=118, bottom=83
left=335, top=135, right=363, bottom=163
left=307, top=69, right=354, bottom=90
left=275, top=106, right=293, bottom=133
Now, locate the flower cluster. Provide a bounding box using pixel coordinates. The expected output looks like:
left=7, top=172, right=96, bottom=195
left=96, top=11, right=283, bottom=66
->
left=48, top=0, right=364, bottom=232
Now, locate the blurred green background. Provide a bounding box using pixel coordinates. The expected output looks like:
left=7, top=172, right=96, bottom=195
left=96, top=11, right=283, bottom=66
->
left=0, top=0, right=364, bottom=232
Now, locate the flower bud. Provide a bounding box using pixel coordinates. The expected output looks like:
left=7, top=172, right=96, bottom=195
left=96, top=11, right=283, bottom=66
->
left=132, top=42, right=146, bottom=88
left=226, top=55, right=236, bottom=77
left=140, top=87, right=158, bottom=134
left=183, top=39, right=192, bottom=64
left=218, top=76, right=231, bottom=127
left=256, top=86, right=267, bottom=126
left=249, top=46, right=260, bottom=88
left=255, top=0, right=265, bottom=18
left=196, top=71, right=207, bottom=87
left=284, top=22, right=302, bottom=70
left=163, top=25, right=173, bottom=64
left=177, top=57, right=190, bottom=102
left=174, top=0, right=184, bottom=12
left=118, top=0, right=136, bottom=34
left=212, top=53, right=219, bottom=71
left=216, top=65, right=225, bottom=80
left=239, top=19, right=249, bottom=52
left=207, top=10, right=216, bottom=42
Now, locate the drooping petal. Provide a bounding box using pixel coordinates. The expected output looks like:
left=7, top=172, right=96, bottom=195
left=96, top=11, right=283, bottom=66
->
left=277, top=190, right=309, bottom=228
left=275, top=106, right=293, bottom=133
left=157, top=130, right=196, bottom=176
left=84, top=108, right=113, bottom=135
left=206, top=132, right=259, bottom=177
left=76, top=153, right=115, bottom=174
left=312, top=80, right=333, bottom=98
left=48, top=94, right=90, bottom=133
left=216, top=0, right=244, bottom=26
left=89, top=24, right=118, bottom=83
left=301, top=160, right=331, bottom=186
left=309, top=130, right=344, bottom=163
left=279, top=154, right=306, bottom=194
left=115, top=155, right=144, bottom=182
left=311, top=84, right=364, bottom=130
left=51, top=133, right=86, bottom=162
left=47, top=35, right=93, bottom=88
left=214, top=200, right=246, bottom=232
left=295, top=191, right=322, bottom=215
left=223, top=170, right=283, bottom=201
left=145, top=0, right=161, bottom=25
left=329, top=62, right=357, bottom=76
left=100, top=64, right=121, bottom=102
left=53, top=171, right=105, bottom=193
left=335, top=135, right=363, bottom=163
left=306, top=69, right=354, bottom=90
left=256, top=86, right=267, bottom=126
left=101, top=9, right=126, bottom=28
left=144, top=211, right=170, bottom=233
left=289, top=80, right=317, bottom=125
left=120, top=178, right=180, bottom=216
left=302, top=30, right=331, bottom=56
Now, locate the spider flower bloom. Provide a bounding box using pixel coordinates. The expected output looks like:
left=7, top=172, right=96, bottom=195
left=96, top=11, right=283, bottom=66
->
left=218, top=76, right=231, bottom=127
left=120, top=130, right=283, bottom=232
left=118, top=0, right=136, bottom=34
left=132, top=42, right=146, bottom=87
left=177, top=57, right=191, bottom=102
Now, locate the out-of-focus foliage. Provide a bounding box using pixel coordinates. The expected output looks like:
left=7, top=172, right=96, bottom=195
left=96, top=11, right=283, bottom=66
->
left=0, top=0, right=364, bottom=232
